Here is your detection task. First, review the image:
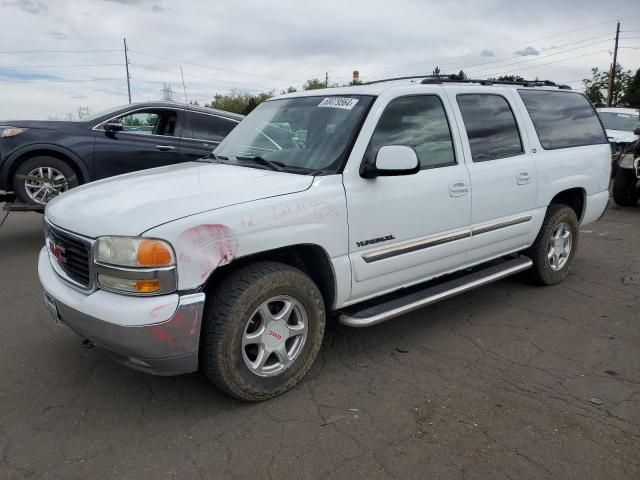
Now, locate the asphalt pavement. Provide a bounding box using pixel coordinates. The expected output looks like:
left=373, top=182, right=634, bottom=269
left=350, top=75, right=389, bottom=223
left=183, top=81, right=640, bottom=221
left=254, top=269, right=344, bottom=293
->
left=0, top=205, right=639, bottom=479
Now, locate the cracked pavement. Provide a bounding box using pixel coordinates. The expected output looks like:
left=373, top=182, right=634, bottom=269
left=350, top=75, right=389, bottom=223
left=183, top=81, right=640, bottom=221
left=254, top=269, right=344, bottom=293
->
left=0, top=205, right=638, bottom=479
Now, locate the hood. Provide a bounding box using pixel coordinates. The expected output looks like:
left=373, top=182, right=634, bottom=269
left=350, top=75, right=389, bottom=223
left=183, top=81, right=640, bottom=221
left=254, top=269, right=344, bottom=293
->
left=606, top=129, right=639, bottom=144
left=0, top=120, right=73, bottom=130
left=45, top=162, right=314, bottom=237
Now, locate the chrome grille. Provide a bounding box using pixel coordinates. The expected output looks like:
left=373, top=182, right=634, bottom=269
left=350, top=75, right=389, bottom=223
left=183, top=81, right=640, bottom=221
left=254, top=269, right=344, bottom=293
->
left=47, top=223, right=92, bottom=288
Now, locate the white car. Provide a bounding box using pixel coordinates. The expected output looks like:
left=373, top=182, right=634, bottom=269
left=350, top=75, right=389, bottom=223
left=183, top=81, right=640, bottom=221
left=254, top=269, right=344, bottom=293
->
left=39, top=77, right=611, bottom=401
left=597, top=107, right=640, bottom=145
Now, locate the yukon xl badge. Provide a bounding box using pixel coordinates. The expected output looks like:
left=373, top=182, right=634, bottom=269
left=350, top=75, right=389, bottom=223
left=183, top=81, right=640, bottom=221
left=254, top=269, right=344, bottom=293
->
left=356, top=235, right=395, bottom=248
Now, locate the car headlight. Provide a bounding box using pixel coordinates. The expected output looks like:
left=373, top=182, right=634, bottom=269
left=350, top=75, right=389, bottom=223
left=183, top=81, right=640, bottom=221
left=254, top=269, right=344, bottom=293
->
left=619, top=153, right=636, bottom=169
left=0, top=126, right=27, bottom=138
left=94, top=236, right=177, bottom=295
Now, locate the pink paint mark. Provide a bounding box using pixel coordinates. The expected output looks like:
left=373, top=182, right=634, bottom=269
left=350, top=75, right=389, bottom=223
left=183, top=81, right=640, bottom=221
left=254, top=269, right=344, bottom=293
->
left=149, top=303, right=173, bottom=320
left=151, top=326, right=172, bottom=342
left=177, top=224, right=239, bottom=279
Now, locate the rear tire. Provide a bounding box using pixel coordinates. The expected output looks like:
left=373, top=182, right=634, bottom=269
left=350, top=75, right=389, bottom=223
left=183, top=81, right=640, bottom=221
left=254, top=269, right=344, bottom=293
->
left=525, top=205, right=579, bottom=286
left=200, top=261, right=326, bottom=401
left=13, top=156, right=79, bottom=205
left=612, top=167, right=639, bottom=207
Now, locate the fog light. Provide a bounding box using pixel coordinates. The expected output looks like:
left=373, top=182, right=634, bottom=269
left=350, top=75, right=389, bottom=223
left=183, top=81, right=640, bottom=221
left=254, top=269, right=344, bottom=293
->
left=98, top=274, right=161, bottom=294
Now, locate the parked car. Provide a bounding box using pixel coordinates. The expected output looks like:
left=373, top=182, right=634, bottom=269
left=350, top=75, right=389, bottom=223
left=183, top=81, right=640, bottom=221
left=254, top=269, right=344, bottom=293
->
left=0, top=102, right=243, bottom=205
left=611, top=127, right=640, bottom=206
left=39, top=77, right=610, bottom=401
left=597, top=107, right=640, bottom=150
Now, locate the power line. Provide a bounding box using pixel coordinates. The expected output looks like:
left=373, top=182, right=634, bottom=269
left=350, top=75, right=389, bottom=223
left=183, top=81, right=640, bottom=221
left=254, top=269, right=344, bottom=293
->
left=0, top=63, right=124, bottom=69
left=0, top=77, right=122, bottom=84
left=0, top=49, right=121, bottom=54
left=129, top=49, right=296, bottom=83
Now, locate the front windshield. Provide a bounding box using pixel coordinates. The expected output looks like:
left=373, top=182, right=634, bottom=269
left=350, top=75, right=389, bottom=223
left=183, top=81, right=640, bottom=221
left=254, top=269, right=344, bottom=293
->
left=598, top=111, right=640, bottom=132
left=214, top=95, right=374, bottom=174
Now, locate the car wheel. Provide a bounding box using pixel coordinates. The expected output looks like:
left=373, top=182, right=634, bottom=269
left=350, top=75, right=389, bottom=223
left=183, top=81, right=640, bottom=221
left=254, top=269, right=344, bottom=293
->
left=612, top=167, right=639, bottom=207
left=13, top=156, right=79, bottom=206
left=201, top=261, right=326, bottom=401
left=526, top=204, right=579, bottom=286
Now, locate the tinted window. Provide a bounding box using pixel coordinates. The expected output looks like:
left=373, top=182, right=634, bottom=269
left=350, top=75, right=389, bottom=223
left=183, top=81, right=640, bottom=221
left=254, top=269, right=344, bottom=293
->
left=518, top=90, right=607, bottom=149
left=370, top=95, right=456, bottom=169
left=190, top=113, right=237, bottom=142
left=457, top=94, right=523, bottom=161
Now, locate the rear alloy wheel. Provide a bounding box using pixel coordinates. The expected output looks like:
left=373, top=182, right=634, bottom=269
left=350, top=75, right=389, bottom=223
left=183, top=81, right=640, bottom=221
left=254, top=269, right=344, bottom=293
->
left=13, top=156, right=79, bottom=205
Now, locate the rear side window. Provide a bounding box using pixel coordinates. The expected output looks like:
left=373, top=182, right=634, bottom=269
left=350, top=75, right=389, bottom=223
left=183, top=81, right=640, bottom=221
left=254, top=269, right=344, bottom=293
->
left=518, top=90, right=607, bottom=149
left=189, top=112, right=237, bottom=142
left=370, top=95, right=456, bottom=169
left=456, top=94, right=523, bottom=161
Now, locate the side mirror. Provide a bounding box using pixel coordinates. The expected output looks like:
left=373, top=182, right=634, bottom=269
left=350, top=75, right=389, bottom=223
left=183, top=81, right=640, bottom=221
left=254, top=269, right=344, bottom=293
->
left=104, top=122, right=124, bottom=133
left=361, top=145, right=420, bottom=178
left=634, top=127, right=640, bottom=136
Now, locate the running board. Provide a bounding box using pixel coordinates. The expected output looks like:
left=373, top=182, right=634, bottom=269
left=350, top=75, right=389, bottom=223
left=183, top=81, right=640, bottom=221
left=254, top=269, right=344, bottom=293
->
left=339, top=256, right=533, bottom=328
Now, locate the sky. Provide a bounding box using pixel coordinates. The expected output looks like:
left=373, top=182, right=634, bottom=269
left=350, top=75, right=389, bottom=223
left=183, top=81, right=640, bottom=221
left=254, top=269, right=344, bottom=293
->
left=1, top=0, right=639, bottom=120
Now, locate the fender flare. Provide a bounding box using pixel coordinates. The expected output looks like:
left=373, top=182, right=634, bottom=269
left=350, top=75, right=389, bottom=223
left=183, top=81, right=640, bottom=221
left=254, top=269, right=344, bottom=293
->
left=2, top=143, right=90, bottom=189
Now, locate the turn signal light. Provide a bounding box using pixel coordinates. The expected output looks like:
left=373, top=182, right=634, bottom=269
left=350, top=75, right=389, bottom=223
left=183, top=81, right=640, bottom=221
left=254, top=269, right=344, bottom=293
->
left=135, top=279, right=161, bottom=293
left=137, top=240, right=173, bottom=267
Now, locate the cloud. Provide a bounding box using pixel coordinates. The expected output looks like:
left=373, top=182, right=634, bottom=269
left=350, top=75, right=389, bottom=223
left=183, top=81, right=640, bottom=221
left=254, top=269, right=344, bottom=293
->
left=49, top=30, right=70, bottom=40
left=514, top=46, right=539, bottom=56
left=151, top=4, right=164, bottom=13
left=480, top=49, right=495, bottom=57
left=71, top=94, right=88, bottom=99
left=0, top=71, right=60, bottom=82
left=2, top=0, right=47, bottom=14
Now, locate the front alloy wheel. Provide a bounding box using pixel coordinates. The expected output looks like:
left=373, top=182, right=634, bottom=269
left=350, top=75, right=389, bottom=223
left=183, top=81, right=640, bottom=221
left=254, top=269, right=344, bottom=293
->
left=547, top=222, right=572, bottom=271
left=24, top=166, right=70, bottom=204
left=242, top=295, right=308, bottom=377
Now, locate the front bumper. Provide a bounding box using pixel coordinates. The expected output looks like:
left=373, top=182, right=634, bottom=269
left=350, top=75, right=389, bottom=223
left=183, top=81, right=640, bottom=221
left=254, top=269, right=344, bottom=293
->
left=38, top=247, right=205, bottom=375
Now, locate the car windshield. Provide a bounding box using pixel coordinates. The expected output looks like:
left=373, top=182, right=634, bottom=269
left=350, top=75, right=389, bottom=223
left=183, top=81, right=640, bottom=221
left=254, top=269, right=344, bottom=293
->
left=213, top=95, right=374, bottom=174
left=598, top=111, right=640, bottom=132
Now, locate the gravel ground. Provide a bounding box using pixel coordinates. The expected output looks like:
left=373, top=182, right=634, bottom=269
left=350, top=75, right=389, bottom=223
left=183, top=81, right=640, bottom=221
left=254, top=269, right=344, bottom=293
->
left=0, top=205, right=638, bottom=479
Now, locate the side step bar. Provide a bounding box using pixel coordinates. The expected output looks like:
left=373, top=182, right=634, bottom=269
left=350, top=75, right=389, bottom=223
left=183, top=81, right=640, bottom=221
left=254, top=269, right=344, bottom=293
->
left=339, top=256, right=533, bottom=328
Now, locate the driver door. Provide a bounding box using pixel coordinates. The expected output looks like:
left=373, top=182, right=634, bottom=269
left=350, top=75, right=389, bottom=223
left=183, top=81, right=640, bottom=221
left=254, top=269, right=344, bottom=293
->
left=344, top=93, right=472, bottom=301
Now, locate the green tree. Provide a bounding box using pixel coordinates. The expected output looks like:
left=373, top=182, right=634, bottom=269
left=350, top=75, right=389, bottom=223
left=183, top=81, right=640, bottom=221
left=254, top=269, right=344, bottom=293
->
left=620, top=68, right=640, bottom=108
left=495, top=75, right=526, bottom=82
left=205, top=89, right=273, bottom=115
left=582, top=65, right=633, bottom=107
left=303, top=78, right=327, bottom=90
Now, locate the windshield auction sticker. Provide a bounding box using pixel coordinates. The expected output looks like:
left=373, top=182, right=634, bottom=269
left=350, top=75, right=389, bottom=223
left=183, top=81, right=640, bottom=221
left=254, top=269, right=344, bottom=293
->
left=318, top=97, right=359, bottom=110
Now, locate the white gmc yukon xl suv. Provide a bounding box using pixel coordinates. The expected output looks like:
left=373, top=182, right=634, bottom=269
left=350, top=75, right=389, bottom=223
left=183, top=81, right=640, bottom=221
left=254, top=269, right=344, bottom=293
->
left=38, top=77, right=610, bottom=401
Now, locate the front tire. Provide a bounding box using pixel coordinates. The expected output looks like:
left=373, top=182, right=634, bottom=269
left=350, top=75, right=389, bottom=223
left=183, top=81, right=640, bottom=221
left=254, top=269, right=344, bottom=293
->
left=201, top=262, right=326, bottom=401
left=13, top=156, right=79, bottom=205
left=612, top=167, right=639, bottom=207
left=526, top=205, right=579, bottom=285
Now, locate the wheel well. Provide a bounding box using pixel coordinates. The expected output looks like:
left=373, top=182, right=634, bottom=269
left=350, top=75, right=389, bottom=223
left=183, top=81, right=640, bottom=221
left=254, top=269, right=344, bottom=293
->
left=202, top=244, right=337, bottom=310
left=8, top=150, right=84, bottom=188
left=550, top=188, right=586, bottom=222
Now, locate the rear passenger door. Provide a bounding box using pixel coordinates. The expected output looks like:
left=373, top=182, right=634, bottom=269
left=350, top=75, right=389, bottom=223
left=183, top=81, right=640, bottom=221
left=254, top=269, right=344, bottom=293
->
left=446, top=88, right=537, bottom=262
left=183, top=111, right=240, bottom=159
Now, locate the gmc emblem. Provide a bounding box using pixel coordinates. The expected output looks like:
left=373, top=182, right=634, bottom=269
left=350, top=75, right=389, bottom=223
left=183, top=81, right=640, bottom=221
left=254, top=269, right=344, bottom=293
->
left=49, top=241, right=66, bottom=263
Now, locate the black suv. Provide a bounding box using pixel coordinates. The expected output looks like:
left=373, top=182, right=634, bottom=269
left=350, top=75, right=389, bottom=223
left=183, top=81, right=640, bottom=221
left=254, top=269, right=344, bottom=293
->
left=0, top=102, right=243, bottom=205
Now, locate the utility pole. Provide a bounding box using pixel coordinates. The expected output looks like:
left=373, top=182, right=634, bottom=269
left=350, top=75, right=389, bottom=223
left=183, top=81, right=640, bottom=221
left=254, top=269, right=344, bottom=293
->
left=606, top=21, right=620, bottom=107
left=325, top=71, right=329, bottom=88
left=123, top=37, right=132, bottom=104
left=180, top=66, right=188, bottom=104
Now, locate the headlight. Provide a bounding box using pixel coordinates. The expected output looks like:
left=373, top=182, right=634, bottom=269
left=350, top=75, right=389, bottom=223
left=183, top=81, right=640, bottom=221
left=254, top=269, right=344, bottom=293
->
left=619, top=154, right=636, bottom=169
left=94, top=236, right=176, bottom=295
left=0, top=126, right=27, bottom=138
left=95, top=237, right=174, bottom=267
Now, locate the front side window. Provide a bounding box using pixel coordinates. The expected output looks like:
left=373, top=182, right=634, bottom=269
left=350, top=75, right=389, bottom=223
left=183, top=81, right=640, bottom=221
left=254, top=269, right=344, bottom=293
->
left=518, top=90, right=607, bottom=149
left=457, top=94, right=524, bottom=161
left=114, top=109, right=177, bottom=136
left=190, top=113, right=237, bottom=142
left=597, top=111, right=640, bottom=133
left=215, top=95, right=374, bottom=174
left=370, top=95, right=456, bottom=169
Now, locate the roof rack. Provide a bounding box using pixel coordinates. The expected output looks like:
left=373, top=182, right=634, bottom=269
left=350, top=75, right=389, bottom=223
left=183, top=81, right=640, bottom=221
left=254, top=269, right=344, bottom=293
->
left=363, top=74, right=571, bottom=90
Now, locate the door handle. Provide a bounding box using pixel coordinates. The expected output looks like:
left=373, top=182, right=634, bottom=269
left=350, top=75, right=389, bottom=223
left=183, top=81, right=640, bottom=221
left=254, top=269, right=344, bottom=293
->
left=449, top=181, right=469, bottom=197
left=155, top=145, right=175, bottom=151
left=517, top=171, right=531, bottom=185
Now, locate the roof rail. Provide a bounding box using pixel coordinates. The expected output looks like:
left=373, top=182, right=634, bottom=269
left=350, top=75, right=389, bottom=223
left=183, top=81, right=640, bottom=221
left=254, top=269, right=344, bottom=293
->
left=363, top=74, right=571, bottom=90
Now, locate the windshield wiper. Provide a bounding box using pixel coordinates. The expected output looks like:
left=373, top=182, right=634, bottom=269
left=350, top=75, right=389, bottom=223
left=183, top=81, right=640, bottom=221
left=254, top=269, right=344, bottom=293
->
left=197, top=153, right=229, bottom=163
left=235, top=156, right=286, bottom=172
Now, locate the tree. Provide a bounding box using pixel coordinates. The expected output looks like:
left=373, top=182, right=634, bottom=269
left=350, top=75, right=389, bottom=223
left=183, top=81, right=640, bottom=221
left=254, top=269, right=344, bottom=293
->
left=582, top=65, right=633, bottom=107
left=205, top=89, right=273, bottom=115
left=432, top=66, right=441, bottom=77
left=620, top=68, right=640, bottom=108
left=495, top=75, right=525, bottom=82
left=303, top=78, right=327, bottom=90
